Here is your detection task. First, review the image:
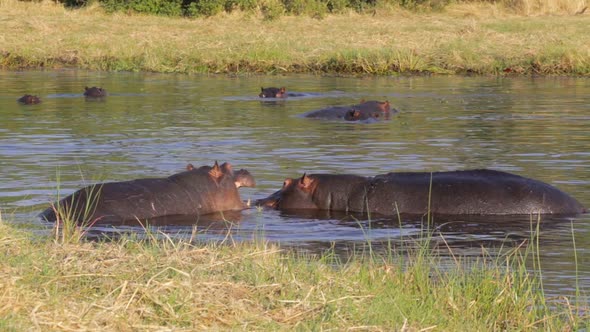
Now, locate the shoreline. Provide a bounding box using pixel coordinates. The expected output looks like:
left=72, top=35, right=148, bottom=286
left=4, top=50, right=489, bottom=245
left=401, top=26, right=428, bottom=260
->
left=0, top=219, right=587, bottom=330
left=1, top=1, right=589, bottom=76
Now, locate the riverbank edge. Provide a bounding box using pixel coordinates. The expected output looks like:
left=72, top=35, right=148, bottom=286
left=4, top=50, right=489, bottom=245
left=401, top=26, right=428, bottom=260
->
left=0, top=214, right=588, bottom=330
left=2, top=53, right=589, bottom=77
left=2, top=1, right=590, bottom=77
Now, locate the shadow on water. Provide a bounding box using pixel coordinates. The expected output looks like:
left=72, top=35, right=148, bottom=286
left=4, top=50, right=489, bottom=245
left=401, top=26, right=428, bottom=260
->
left=82, top=206, right=582, bottom=256
left=83, top=210, right=246, bottom=240
left=265, top=210, right=582, bottom=250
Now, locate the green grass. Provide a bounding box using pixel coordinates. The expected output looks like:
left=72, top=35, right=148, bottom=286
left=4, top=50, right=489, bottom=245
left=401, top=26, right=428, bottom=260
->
left=1, top=0, right=589, bottom=75
left=0, top=211, right=588, bottom=330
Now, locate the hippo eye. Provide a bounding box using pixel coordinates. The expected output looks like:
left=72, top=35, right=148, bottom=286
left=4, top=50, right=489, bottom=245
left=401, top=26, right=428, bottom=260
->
left=374, top=113, right=380, bottom=118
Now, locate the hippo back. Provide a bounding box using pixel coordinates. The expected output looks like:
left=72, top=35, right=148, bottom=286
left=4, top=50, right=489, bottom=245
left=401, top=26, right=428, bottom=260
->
left=302, top=105, right=352, bottom=119
left=41, top=165, right=249, bottom=224
left=366, top=169, right=585, bottom=215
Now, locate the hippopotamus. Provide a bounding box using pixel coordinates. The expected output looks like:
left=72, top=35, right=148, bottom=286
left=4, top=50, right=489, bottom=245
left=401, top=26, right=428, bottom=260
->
left=84, top=86, right=107, bottom=98
left=302, top=100, right=396, bottom=122
left=17, top=94, right=41, bottom=105
left=256, top=169, right=586, bottom=216
left=186, top=163, right=255, bottom=188
left=259, top=87, right=286, bottom=98
left=40, top=161, right=255, bottom=224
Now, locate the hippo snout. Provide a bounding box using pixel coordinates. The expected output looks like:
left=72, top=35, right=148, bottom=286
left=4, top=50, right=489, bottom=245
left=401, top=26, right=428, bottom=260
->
left=255, top=190, right=283, bottom=208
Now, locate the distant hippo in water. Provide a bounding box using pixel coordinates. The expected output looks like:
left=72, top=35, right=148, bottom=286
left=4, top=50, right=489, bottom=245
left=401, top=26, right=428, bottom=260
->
left=256, top=169, right=586, bottom=216
left=303, top=100, right=396, bottom=122
left=259, top=87, right=286, bottom=98
left=40, top=161, right=256, bottom=224
left=258, top=87, right=308, bottom=98
left=17, top=94, right=41, bottom=105
left=84, top=86, right=107, bottom=98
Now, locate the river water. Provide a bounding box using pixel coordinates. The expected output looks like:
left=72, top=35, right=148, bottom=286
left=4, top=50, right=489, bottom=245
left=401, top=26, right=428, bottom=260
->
left=1, top=70, right=589, bottom=299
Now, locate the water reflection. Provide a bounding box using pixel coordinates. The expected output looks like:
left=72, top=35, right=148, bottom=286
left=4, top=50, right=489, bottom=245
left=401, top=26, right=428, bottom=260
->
left=1, top=71, right=589, bottom=299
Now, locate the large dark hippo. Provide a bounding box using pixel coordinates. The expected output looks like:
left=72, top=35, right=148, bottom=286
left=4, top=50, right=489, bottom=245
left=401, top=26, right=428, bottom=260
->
left=84, top=86, right=107, bottom=98
left=40, top=161, right=255, bottom=224
left=256, top=169, right=586, bottom=216
left=302, top=100, right=396, bottom=122
left=17, top=94, right=41, bottom=105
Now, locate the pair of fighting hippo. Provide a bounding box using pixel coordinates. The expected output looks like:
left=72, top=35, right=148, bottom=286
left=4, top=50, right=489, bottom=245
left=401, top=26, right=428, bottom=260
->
left=259, top=86, right=397, bottom=122
left=40, top=161, right=586, bottom=225
left=17, top=86, right=107, bottom=105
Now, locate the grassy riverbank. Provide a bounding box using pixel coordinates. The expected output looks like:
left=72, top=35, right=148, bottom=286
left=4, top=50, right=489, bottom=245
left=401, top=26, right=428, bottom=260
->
left=1, top=0, right=589, bottom=75
left=0, top=213, right=588, bottom=330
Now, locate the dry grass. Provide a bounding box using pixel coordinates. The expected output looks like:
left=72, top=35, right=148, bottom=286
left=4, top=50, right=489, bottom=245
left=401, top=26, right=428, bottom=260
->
left=0, top=0, right=589, bottom=75
left=0, top=218, right=588, bottom=330
left=499, top=0, right=588, bottom=15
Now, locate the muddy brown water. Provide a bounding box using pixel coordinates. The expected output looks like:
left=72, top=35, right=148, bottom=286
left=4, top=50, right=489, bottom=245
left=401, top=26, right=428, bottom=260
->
left=1, top=70, right=589, bottom=299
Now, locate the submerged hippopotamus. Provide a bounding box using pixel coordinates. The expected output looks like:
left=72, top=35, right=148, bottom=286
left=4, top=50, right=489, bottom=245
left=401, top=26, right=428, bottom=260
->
left=256, top=169, right=586, bottom=216
left=84, top=86, right=107, bottom=98
left=17, top=94, right=41, bottom=105
left=259, top=87, right=286, bottom=98
left=40, top=161, right=255, bottom=224
left=303, top=100, right=396, bottom=122
left=258, top=86, right=307, bottom=98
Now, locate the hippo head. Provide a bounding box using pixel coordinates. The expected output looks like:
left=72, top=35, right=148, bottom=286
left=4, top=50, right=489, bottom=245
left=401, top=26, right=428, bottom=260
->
left=233, top=169, right=256, bottom=188
left=84, top=86, right=107, bottom=98
left=17, top=94, right=41, bottom=105
left=259, top=87, right=286, bottom=98
left=186, top=162, right=255, bottom=189
left=344, top=109, right=389, bottom=121
left=344, top=100, right=392, bottom=121
left=344, top=109, right=362, bottom=121
left=375, top=100, right=391, bottom=113
left=257, top=174, right=319, bottom=210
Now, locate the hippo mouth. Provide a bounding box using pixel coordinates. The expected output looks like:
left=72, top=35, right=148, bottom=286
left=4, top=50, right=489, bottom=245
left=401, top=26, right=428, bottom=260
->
left=255, top=190, right=282, bottom=209
left=255, top=197, right=280, bottom=209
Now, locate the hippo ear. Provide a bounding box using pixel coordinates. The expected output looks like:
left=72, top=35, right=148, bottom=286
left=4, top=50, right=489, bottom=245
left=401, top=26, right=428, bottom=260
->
left=261, top=87, right=264, bottom=92
left=299, top=173, right=315, bottom=191
left=280, top=87, right=286, bottom=93
left=209, top=161, right=223, bottom=179
left=282, top=178, right=293, bottom=188
left=186, top=163, right=194, bottom=171
left=360, top=99, right=366, bottom=103
left=220, top=162, right=233, bottom=174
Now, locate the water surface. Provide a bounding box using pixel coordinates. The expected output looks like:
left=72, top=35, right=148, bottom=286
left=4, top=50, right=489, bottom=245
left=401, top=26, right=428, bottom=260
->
left=1, top=71, right=589, bottom=299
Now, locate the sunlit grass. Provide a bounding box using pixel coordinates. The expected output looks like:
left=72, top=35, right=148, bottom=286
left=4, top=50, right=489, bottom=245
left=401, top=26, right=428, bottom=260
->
left=499, top=0, right=588, bottom=15
left=0, top=0, right=589, bottom=75
left=0, top=215, right=588, bottom=330
left=43, top=170, right=105, bottom=244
